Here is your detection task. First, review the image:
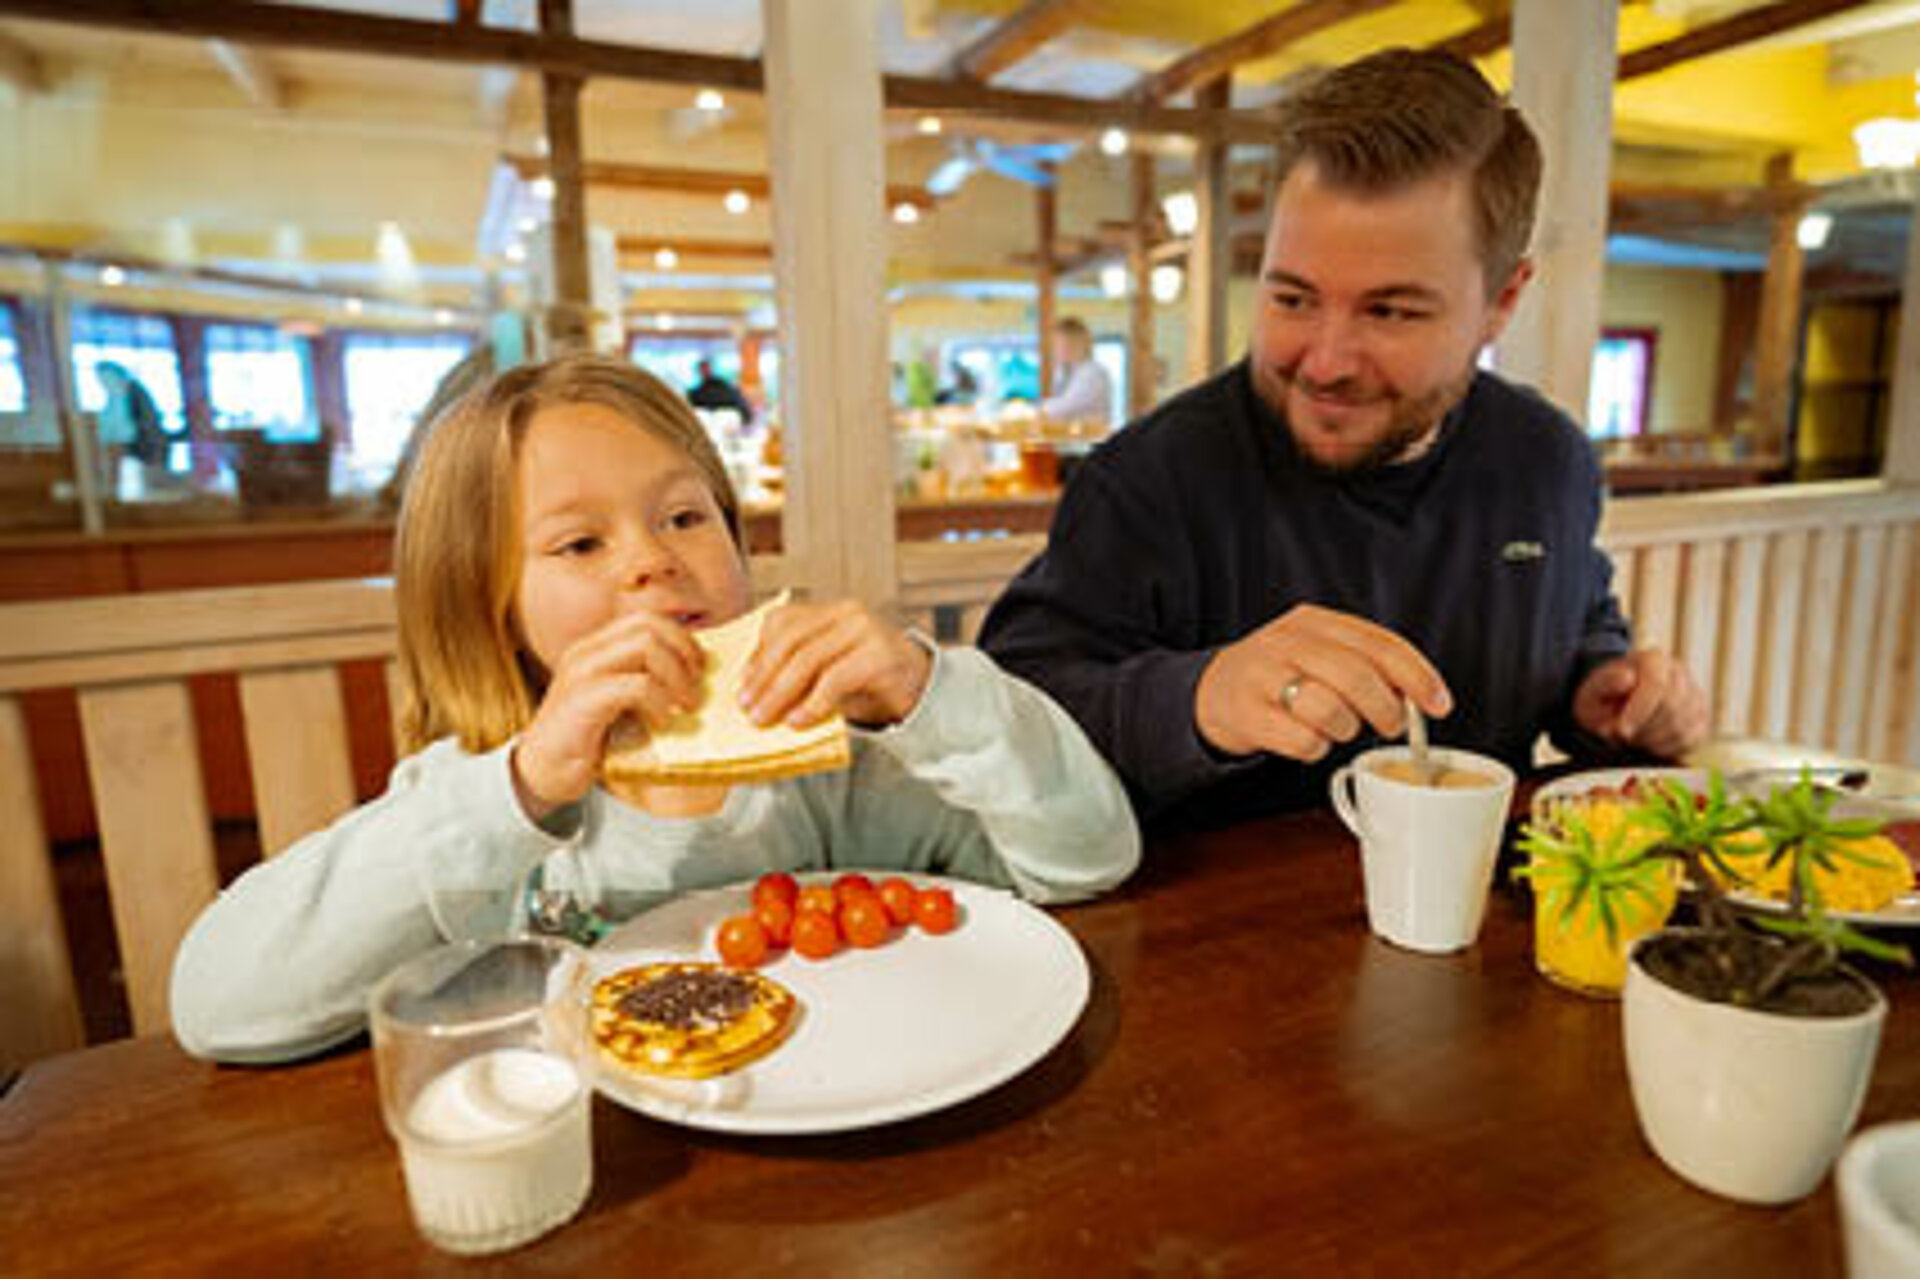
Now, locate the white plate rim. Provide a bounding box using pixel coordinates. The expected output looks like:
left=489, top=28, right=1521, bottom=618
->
left=583, top=874, right=1092, bottom=1134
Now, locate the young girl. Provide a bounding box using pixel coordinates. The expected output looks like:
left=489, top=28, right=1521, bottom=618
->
left=170, top=355, right=1139, bottom=1063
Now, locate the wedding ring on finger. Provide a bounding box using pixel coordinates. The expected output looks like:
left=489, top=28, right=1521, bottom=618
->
left=1280, top=676, right=1307, bottom=712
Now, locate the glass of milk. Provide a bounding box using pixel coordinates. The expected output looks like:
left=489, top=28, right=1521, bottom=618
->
left=369, top=937, right=594, bottom=1255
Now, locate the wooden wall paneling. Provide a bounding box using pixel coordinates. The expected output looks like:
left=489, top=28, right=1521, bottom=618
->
left=76, top=679, right=221, bottom=1035
left=1792, top=524, right=1849, bottom=747
left=0, top=694, right=84, bottom=1067
left=1715, top=533, right=1768, bottom=738
left=1635, top=542, right=1684, bottom=655
left=1829, top=522, right=1885, bottom=756
left=1870, top=521, right=1920, bottom=763
left=1676, top=538, right=1726, bottom=713
left=237, top=665, right=357, bottom=857
left=1755, top=529, right=1810, bottom=742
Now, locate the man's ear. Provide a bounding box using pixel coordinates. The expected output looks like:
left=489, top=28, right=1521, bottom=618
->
left=1482, top=257, right=1535, bottom=345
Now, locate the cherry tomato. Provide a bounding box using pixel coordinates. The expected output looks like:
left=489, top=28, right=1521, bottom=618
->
left=841, top=894, right=890, bottom=949
left=798, top=883, right=840, bottom=916
left=790, top=908, right=841, bottom=960
left=833, top=873, right=876, bottom=909
left=752, top=872, right=799, bottom=911
left=877, top=877, right=917, bottom=927
left=716, top=914, right=770, bottom=968
left=754, top=895, right=795, bottom=947
left=912, top=886, right=958, bottom=935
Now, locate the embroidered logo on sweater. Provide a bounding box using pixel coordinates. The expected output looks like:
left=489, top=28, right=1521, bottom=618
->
left=1501, top=540, right=1545, bottom=563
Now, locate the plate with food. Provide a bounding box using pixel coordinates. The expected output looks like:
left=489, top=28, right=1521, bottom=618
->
left=1528, top=767, right=1920, bottom=927
left=584, top=873, right=1091, bottom=1134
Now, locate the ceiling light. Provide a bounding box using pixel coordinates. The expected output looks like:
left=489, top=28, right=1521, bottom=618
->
left=724, top=190, right=750, bottom=215
left=345, top=297, right=365, bottom=316
left=1796, top=211, right=1833, bottom=251
left=1151, top=264, right=1184, bottom=303
left=434, top=308, right=455, bottom=325
left=1099, top=263, right=1128, bottom=298
left=504, top=241, right=527, bottom=263
left=1162, top=191, right=1198, bottom=237
left=530, top=176, right=556, bottom=201
left=657, top=313, right=677, bottom=332
left=654, top=247, right=679, bottom=270
left=1854, top=117, right=1920, bottom=171
left=892, top=202, right=921, bottom=225
left=99, top=265, right=126, bottom=287
left=695, top=88, right=725, bottom=113
left=1100, top=127, right=1129, bottom=157
left=376, top=221, right=417, bottom=283
left=517, top=215, right=539, bottom=235
left=917, top=115, right=942, bottom=136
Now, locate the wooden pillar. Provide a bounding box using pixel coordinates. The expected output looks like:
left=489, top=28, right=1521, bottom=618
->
left=1752, top=153, right=1809, bottom=463
left=45, top=267, right=102, bottom=533
left=1885, top=187, right=1920, bottom=484
left=1127, top=149, right=1156, bottom=419
left=538, top=0, right=592, bottom=351
left=167, top=315, right=216, bottom=480
left=1036, top=166, right=1058, bottom=400
left=1711, top=270, right=1761, bottom=436
left=310, top=330, right=351, bottom=449
left=762, top=0, right=895, bottom=606
left=1186, top=76, right=1231, bottom=384
left=1499, top=0, right=1618, bottom=419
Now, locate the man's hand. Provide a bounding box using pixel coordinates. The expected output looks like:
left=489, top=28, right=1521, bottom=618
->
left=1194, top=604, right=1452, bottom=763
left=1571, top=649, right=1709, bottom=759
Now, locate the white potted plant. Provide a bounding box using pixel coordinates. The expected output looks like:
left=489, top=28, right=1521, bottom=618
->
left=1622, top=772, right=1911, bottom=1204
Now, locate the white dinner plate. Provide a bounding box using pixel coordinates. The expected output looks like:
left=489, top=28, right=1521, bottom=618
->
left=585, top=875, right=1091, bottom=1134
left=1529, top=766, right=1920, bottom=928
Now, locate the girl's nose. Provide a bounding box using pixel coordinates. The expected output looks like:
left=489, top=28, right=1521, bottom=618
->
left=616, top=531, right=678, bottom=588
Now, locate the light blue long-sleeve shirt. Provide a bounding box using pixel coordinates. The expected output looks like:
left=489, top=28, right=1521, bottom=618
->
left=169, top=646, right=1140, bottom=1063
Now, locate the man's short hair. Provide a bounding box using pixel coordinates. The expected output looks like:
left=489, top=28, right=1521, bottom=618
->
left=1271, top=47, right=1541, bottom=295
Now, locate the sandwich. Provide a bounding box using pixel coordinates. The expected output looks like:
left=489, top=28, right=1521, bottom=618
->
left=602, top=592, right=851, bottom=786
left=590, top=961, right=799, bottom=1079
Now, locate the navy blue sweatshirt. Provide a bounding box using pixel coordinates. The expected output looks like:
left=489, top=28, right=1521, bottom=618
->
left=979, top=360, right=1632, bottom=830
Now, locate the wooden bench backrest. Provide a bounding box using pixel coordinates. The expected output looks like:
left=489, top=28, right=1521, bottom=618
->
left=0, top=579, right=397, bottom=1067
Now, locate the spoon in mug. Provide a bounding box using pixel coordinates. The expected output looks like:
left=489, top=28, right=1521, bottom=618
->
left=1406, top=696, right=1443, bottom=785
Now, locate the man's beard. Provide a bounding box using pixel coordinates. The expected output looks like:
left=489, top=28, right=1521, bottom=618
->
left=1275, top=363, right=1478, bottom=477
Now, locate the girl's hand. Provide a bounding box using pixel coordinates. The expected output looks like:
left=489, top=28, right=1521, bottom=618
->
left=739, top=600, right=932, bottom=730
left=511, top=611, right=705, bottom=819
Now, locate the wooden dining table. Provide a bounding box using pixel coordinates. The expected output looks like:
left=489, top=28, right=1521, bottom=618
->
left=4, top=804, right=1917, bottom=1275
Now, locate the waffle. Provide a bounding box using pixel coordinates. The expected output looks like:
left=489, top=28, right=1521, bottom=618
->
left=590, top=961, right=798, bottom=1080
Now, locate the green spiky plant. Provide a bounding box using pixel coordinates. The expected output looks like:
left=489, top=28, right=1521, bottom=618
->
left=1519, top=769, right=1910, bottom=1010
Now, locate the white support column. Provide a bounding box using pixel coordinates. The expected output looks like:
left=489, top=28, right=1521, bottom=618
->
left=1498, top=0, right=1619, bottom=420
left=1885, top=188, right=1920, bottom=484
left=762, top=0, right=896, bottom=606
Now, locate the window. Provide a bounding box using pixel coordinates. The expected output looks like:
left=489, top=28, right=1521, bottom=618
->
left=941, top=338, right=1040, bottom=406
left=0, top=303, right=25, bottom=414
left=342, top=331, right=471, bottom=473
left=628, top=334, right=738, bottom=399
left=205, top=322, right=316, bottom=438
left=69, top=307, right=189, bottom=472
left=1588, top=329, right=1656, bottom=439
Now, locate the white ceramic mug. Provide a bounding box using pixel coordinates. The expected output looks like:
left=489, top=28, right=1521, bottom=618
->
left=1330, top=745, right=1517, bottom=954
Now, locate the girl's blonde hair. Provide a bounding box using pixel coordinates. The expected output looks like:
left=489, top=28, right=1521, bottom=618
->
left=393, top=353, right=743, bottom=755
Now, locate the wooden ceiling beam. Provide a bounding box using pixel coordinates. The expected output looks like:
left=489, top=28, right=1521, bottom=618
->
left=509, top=157, right=940, bottom=211
left=1131, top=0, right=1399, bottom=102
left=617, top=235, right=773, bottom=262
left=0, top=31, right=49, bottom=94
left=206, top=38, right=286, bottom=110
left=5, top=0, right=1277, bottom=141
left=1428, top=13, right=1510, bottom=63
left=1617, top=0, right=1877, bottom=82
left=950, top=0, right=1091, bottom=83
left=451, top=0, right=483, bottom=26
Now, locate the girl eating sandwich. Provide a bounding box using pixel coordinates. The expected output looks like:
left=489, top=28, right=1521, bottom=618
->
left=170, top=354, right=1138, bottom=1063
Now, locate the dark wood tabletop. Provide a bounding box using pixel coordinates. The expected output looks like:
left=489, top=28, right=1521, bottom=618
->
left=5, top=806, right=1917, bottom=1275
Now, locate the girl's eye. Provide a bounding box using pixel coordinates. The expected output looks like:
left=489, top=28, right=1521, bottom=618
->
left=666, top=507, right=708, bottom=531
left=553, top=535, right=601, bottom=557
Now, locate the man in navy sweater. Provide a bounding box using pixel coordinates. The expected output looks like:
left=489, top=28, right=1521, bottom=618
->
left=980, top=48, right=1708, bottom=830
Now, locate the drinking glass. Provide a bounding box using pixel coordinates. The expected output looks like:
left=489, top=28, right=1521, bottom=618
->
left=369, top=937, right=594, bottom=1256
